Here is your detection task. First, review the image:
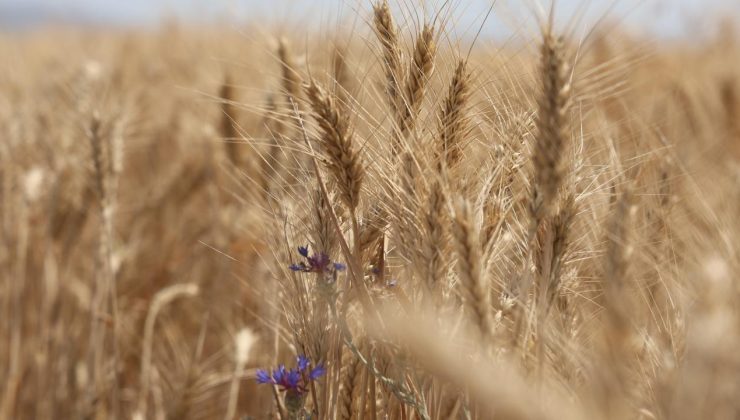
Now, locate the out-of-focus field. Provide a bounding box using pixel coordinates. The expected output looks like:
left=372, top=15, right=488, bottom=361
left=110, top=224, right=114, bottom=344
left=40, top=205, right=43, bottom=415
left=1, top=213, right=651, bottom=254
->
left=1, top=5, right=739, bottom=419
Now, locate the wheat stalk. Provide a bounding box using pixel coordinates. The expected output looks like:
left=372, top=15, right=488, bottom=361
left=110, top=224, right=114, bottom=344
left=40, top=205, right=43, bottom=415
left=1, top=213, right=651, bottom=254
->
left=220, top=73, right=241, bottom=166
left=134, top=283, right=199, bottom=420
left=278, top=39, right=302, bottom=106
left=225, top=328, right=257, bottom=420
left=604, top=187, right=635, bottom=336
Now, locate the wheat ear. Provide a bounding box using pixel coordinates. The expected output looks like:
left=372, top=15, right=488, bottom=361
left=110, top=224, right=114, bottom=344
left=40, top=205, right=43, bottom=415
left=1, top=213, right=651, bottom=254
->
left=537, top=193, right=576, bottom=316
left=87, top=114, right=121, bottom=416
left=421, top=179, right=448, bottom=302
left=399, top=24, right=436, bottom=138
left=531, top=30, right=572, bottom=223
left=304, top=80, right=364, bottom=213
left=437, top=60, right=470, bottom=169
left=452, top=198, right=493, bottom=344
left=516, top=29, right=573, bottom=339
left=373, top=0, right=404, bottom=122
left=339, top=348, right=363, bottom=420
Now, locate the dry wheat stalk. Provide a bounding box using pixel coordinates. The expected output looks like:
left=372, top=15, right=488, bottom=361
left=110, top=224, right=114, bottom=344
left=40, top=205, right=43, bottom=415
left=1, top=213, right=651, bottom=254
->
left=278, top=39, right=302, bottom=106
left=594, top=186, right=638, bottom=419
left=134, top=283, right=199, bottom=420
left=225, top=328, right=257, bottom=420
left=168, top=317, right=209, bottom=420
left=220, top=74, right=241, bottom=166
left=276, top=39, right=308, bottom=192
left=260, top=94, right=285, bottom=196
left=390, top=151, right=423, bottom=266
left=332, top=46, right=352, bottom=110
left=604, top=187, right=635, bottom=336
left=439, top=392, right=461, bottom=420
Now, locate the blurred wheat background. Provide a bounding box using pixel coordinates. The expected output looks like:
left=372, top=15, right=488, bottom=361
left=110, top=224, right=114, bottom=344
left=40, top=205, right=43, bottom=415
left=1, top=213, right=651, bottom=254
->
left=1, top=0, right=739, bottom=419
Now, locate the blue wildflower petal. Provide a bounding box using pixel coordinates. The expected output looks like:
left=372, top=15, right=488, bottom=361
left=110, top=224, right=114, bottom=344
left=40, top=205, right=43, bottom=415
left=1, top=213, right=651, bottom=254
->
left=309, top=363, right=326, bottom=381
left=289, top=262, right=308, bottom=272
left=333, top=262, right=346, bottom=271
left=298, top=246, right=309, bottom=258
left=285, top=369, right=302, bottom=389
left=272, top=364, right=286, bottom=384
left=256, top=369, right=273, bottom=384
left=297, top=355, right=310, bottom=372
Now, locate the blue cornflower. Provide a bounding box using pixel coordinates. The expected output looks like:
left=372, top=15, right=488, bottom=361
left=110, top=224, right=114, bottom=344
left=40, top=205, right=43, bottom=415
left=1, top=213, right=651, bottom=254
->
left=297, top=354, right=310, bottom=371
left=288, top=246, right=346, bottom=275
left=255, top=369, right=272, bottom=384
left=308, top=364, right=326, bottom=380
left=255, top=355, right=326, bottom=395
left=298, top=245, right=309, bottom=258
left=289, top=263, right=306, bottom=272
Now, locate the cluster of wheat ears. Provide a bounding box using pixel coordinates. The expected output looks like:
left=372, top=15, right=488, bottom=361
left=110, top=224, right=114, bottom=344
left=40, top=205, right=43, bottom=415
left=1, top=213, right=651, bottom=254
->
left=1, top=1, right=740, bottom=419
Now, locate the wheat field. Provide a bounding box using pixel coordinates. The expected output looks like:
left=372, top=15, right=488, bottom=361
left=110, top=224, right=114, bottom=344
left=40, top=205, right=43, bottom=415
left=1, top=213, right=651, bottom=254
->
left=1, top=1, right=739, bottom=419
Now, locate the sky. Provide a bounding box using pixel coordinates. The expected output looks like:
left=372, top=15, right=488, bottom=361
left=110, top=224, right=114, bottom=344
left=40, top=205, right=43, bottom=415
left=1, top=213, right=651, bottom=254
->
left=0, top=0, right=736, bottom=39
